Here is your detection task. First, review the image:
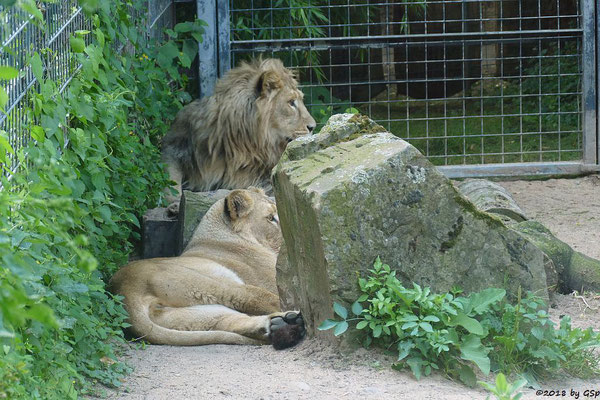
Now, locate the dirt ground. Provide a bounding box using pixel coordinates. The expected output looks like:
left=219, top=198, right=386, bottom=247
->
left=99, top=175, right=600, bottom=400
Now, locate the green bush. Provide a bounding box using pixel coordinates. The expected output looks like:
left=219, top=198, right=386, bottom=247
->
left=0, top=1, right=204, bottom=398
left=320, top=257, right=600, bottom=387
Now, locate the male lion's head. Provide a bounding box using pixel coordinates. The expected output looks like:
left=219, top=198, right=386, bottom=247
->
left=253, top=59, right=316, bottom=154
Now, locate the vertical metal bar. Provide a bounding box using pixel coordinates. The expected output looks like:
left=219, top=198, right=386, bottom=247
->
left=582, top=0, right=597, bottom=164
left=197, top=0, right=217, bottom=97
left=217, top=0, right=230, bottom=76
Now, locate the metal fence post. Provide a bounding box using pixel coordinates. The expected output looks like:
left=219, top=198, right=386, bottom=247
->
left=217, top=0, right=230, bottom=77
left=583, top=0, right=598, bottom=165
left=596, top=0, right=600, bottom=165
left=197, top=0, right=230, bottom=98
left=197, top=0, right=217, bottom=97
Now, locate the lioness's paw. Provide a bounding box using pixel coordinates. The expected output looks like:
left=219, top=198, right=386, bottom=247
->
left=269, top=311, right=305, bottom=350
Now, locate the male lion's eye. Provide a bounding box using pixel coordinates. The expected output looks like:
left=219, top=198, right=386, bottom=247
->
left=289, top=99, right=297, bottom=108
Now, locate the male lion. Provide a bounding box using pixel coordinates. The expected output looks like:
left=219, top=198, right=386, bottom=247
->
left=162, top=58, right=316, bottom=212
left=109, top=188, right=305, bottom=349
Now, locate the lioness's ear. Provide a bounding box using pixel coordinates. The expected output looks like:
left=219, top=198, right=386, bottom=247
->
left=257, top=70, right=282, bottom=96
left=248, top=186, right=265, bottom=195
left=225, top=190, right=254, bottom=221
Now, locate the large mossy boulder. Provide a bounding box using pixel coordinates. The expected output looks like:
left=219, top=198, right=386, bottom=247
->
left=272, top=114, right=549, bottom=339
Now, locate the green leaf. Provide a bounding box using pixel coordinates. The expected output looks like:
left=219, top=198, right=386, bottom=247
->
left=495, top=372, right=508, bottom=392
left=0, top=66, right=18, bottom=80
left=79, top=0, right=99, bottom=14
left=460, top=335, right=490, bottom=375
left=401, top=321, right=417, bottom=330
left=333, top=302, right=347, bottom=319
left=356, top=320, right=368, bottom=330
left=182, top=39, right=198, bottom=62
left=0, top=87, right=7, bottom=111
left=70, top=35, right=86, bottom=53
left=20, top=0, right=43, bottom=21
left=397, top=341, right=414, bottom=361
left=406, top=357, right=424, bottom=380
left=466, top=288, right=506, bottom=314
left=448, top=313, right=484, bottom=335
left=531, top=345, right=562, bottom=361
left=419, top=322, right=433, bottom=332
left=351, top=301, right=363, bottom=316
left=317, top=319, right=337, bottom=331
left=31, top=125, right=45, bottom=142
left=333, top=321, right=349, bottom=336
left=26, top=304, right=58, bottom=329
left=157, top=41, right=180, bottom=68
left=458, top=364, right=477, bottom=387
left=0, top=131, right=15, bottom=163
left=372, top=325, right=382, bottom=338
left=30, top=53, right=43, bottom=82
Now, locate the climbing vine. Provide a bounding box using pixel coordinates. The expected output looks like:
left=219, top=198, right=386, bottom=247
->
left=0, top=0, right=204, bottom=398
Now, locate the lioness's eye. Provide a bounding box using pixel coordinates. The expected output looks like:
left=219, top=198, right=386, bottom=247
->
left=268, top=214, right=279, bottom=223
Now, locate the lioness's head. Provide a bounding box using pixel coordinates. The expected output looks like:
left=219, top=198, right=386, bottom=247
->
left=254, top=59, right=316, bottom=153
left=224, top=187, right=282, bottom=252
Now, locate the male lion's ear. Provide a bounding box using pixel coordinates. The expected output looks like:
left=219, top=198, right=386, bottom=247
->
left=225, top=190, right=254, bottom=221
left=257, top=70, right=282, bottom=96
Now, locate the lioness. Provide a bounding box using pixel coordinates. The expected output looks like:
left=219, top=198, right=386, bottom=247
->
left=162, top=58, right=316, bottom=212
left=109, top=188, right=305, bottom=349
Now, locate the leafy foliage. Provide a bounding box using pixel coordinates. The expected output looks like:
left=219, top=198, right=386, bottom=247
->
left=479, top=372, right=527, bottom=400
left=0, top=1, right=203, bottom=398
left=319, top=257, right=600, bottom=387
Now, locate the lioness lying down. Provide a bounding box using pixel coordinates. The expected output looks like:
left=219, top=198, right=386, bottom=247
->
left=110, top=188, right=305, bottom=349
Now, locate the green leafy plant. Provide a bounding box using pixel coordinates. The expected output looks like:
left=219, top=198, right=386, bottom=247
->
left=479, top=373, right=527, bottom=400
left=319, top=257, right=600, bottom=387
left=0, top=1, right=204, bottom=398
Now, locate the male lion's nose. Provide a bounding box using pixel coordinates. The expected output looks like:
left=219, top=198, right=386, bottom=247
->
left=307, top=123, right=316, bottom=133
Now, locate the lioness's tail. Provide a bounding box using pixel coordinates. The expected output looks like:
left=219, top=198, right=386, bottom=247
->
left=126, top=298, right=263, bottom=346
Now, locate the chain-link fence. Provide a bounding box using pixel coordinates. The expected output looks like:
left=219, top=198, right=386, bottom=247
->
left=0, top=0, right=174, bottom=181
left=225, top=0, right=598, bottom=177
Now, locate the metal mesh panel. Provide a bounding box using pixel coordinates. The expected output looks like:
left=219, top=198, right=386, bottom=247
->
left=0, top=0, right=174, bottom=181
left=230, top=0, right=583, bottom=167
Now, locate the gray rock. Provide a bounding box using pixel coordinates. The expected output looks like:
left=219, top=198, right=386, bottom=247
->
left=455, top=179, right=528, bottom=223
left=512, top=220, right=600, bottom=293
left=180, top=189, right=231, bottom=250
left=272, top=113, right=549, bottom=340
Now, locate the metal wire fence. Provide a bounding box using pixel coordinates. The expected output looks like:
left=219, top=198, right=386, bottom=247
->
left=228, top=0, right=596, bottom=175
left=0, top=0, right=174, bottom=181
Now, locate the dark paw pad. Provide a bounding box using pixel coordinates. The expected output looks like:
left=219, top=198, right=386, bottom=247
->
left=270, top=312, right=306, bottom=350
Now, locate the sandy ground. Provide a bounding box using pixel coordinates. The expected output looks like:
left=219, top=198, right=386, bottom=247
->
left=97, top=175, right=600, bottom=400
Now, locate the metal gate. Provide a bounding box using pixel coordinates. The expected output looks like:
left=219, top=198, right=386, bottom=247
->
left=200, top=0, right=599, bottom=178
